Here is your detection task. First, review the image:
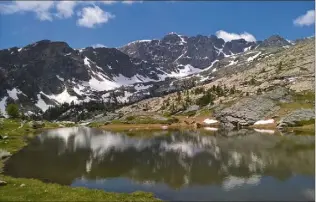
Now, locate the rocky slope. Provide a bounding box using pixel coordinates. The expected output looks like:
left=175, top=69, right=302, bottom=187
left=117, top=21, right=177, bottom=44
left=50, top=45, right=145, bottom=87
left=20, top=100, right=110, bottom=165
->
left=115, top=37, right=314, bottom=129
left=0, top=33, right=303, bottom=118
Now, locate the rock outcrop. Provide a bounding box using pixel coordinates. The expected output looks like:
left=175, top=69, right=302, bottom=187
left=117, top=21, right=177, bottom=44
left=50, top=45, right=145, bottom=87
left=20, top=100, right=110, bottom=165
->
left=278, top=109, right=315, bottom=128
left=214, top=87, right=290, bottom=128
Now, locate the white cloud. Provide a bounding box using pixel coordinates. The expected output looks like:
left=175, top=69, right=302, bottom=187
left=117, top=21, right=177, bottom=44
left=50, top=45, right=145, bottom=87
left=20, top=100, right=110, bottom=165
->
left=293, top=10, right=315, bottom=27
left=0, top=1, right=55, bottom=21
left=55, top=1, right=77, bottom=18
left=100, top=1, right=118, bottom=5
left=122, top=1, right=143, bottom=4
left=216, top=30, right=256, bottom=42
left=0, top=0, right=135, bottom=21
left=92, top=43, right=107, bottom=48
left=77, top=6, right=115, bottom=28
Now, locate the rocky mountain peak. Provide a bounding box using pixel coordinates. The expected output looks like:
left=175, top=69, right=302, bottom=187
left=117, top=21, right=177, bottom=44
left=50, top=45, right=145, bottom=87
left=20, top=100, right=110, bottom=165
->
left=258, top=35, right=291, bottom=48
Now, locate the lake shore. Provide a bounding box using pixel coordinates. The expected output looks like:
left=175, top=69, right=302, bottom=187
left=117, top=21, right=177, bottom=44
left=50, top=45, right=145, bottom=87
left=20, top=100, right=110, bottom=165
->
left=0, top=118, right=160, bottom=201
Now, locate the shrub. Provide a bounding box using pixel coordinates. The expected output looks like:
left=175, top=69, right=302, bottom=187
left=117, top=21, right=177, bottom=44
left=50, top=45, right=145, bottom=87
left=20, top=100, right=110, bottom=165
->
left=126, top=116, right=135, bottom=121
left=6, top=104, right=20, bottom=118
left=193, top=87, right=205, bottom=95
left=257, top=88, right=262, bottom=95
left=277, top=61, right=283, bottom=71
left=196, top=92, right=215, bottom=107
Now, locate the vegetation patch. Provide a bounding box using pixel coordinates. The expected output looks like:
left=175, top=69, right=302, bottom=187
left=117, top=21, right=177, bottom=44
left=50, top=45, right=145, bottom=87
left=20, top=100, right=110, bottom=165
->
left=0, top=175, right=160, bottom=202
left=276, top=91, right=315, bottom=119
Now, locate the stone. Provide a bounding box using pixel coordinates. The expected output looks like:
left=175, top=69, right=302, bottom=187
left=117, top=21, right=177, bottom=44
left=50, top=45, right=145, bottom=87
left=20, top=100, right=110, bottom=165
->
left=0, top=180, right=7, bottom=186
left=29, top=121, right=45, bottom=129
left=214, top=87, right=289, bottom=128
left=278, top=109, right=315, bottom=127
left=0, top=149, right=11, bottom=160
left=193, top=123, right=202, bottom=129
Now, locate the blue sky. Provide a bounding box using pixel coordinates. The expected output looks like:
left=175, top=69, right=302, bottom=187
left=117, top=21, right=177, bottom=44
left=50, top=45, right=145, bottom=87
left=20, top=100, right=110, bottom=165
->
left=0, top=1, right=314, bottom=49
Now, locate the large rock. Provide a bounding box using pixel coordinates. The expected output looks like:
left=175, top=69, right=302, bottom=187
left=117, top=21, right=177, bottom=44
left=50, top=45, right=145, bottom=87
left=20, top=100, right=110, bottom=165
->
left=214, top=87, right=290, bottom=128
left=29, top=121, right=45, bottom=129
left=278, top=109, right=315, bottom=128
left=0, top=149, right=11, bottom=160
left=0, top=180, right=7, bottom=186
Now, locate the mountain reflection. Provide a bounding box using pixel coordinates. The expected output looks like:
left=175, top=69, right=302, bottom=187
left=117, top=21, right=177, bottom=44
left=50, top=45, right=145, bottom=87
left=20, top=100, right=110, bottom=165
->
left=4, top=127, right=315, bottom=189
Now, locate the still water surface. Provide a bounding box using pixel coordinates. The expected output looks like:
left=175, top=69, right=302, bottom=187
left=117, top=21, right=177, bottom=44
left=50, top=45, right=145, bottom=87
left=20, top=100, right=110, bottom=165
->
left=4, top=127, right=315, bottom=201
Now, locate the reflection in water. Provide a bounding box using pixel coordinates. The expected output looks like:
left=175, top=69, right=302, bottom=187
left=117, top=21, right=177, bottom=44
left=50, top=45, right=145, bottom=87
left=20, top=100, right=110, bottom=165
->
left=4, top=127, right=315, bottom=201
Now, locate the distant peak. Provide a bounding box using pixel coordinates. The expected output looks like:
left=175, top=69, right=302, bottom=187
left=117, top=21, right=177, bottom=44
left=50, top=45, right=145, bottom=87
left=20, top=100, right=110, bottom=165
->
left=168, top=32, right=178, bottom=35
left=258, top=34, right=291, bottom=48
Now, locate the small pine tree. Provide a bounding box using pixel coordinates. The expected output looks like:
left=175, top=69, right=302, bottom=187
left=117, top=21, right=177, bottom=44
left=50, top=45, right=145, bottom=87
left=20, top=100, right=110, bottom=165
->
left=257, top=88, right=262, bottom=95
left=260, top=68, right=266, bottom=73
left=230, top=85, right=236, bottom=94
left=277, top=61, right=283, bottom=71
left=176, top=91, right=182, bottom=102
left=6, top=103, right=20, bottom=118
left=223, top=84, right=228, bottom=93
left=212, top=85, right=216, bottom=92
left=185, top=93, right=191, bottom=105
left=249, top=78, right=256, bottom=85
left=170, top=103, right=176, bottom=113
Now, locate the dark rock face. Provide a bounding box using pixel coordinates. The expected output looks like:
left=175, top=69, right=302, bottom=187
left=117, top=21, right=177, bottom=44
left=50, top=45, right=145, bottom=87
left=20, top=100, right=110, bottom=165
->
left=119, top=33, right=256, bottom=73
left=214, top=87, right=291, bottom=128
left=0, top=40, right=165, bottom=114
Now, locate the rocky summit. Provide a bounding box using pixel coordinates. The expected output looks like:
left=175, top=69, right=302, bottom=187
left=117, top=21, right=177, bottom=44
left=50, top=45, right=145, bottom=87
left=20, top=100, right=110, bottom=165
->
left=0, top=33, right=311, bottom=120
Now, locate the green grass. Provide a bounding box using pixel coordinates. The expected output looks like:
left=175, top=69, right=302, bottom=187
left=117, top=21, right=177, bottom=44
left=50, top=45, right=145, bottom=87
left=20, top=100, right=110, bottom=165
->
left=0, top=119, right=161, bottom=202
left=177, top=110, right=197, bottom=117
left=196, top=108, right=213, bottom=116
left=0, top=175, right=159, bottom=202
left=87, top=122, right=109, bottom=127
left=110, top=116, right=179, bottom=125
left=276, top=91, right=315, bottom=120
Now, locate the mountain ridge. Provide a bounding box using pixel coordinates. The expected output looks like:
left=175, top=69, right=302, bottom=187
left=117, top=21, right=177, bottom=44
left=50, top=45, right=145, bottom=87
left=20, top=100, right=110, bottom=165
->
left=0, top=33, right=297, bottom=116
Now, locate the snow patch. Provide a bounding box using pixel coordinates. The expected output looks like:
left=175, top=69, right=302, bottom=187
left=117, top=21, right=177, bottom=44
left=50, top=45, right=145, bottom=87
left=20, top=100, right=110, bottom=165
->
left=134, top=84, right=153, bottom=91
left=243, top=46, right=252, bottom=52
left=168, top=64, right=201, bottom=78
left=35, top=94, right=53, bottom=112
left=254, top=119, right=274, bottom=125
left=117, top=91, right=133, bottom=103
left=73, top=84, right=85, bottom=96
left=84, top=57, right=91, bottom=68
left=125, top=40, right=151, bottom=47
left=89, top=73, right=155, bottom=91
left=226, top=60, right=238, bottom=67
left=0, top=97, right=8, bottom=117
left=203, top=118, right=218, bottom=125
left=203, top=60, right=219, bottom=71
left=7, top=88, right=25, bottom=100
left=247, top=52, right=261, bottom=62
left=41, top=89, right=78, bottom=105
left=56, top=75, right=65, bottom=82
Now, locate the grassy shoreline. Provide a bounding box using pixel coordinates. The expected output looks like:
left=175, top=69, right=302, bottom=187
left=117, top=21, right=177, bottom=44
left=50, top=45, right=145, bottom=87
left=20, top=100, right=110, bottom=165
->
left=0, top=119, right=160, bottom=201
